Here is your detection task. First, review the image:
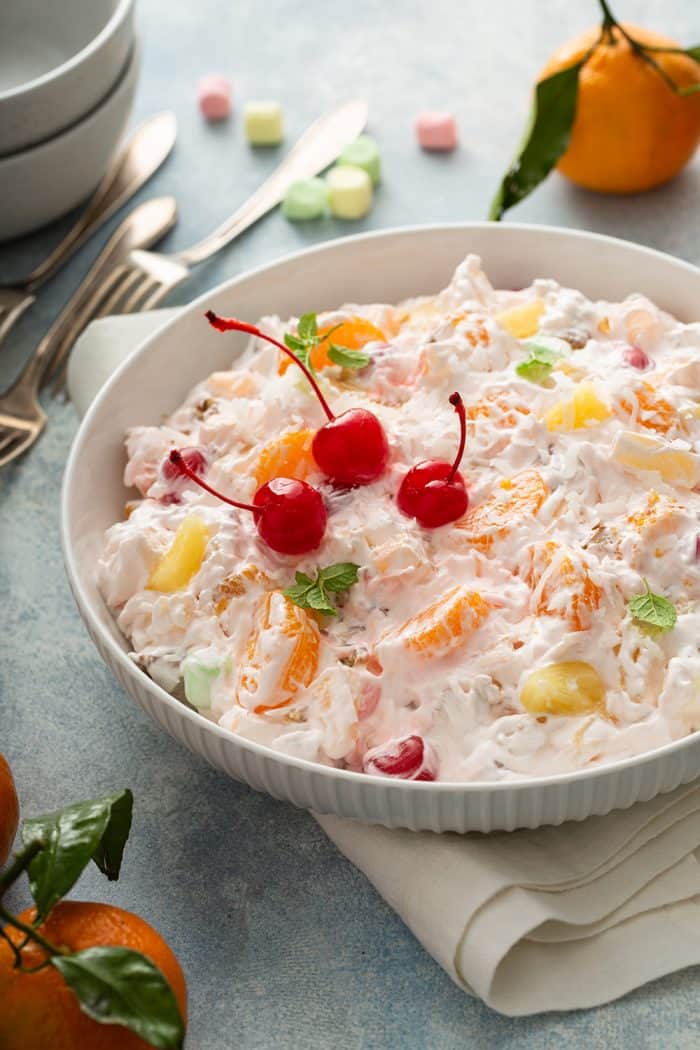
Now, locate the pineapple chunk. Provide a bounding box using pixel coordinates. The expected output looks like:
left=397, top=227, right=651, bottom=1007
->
left=495, top=299, right=545, bottom=339
left=545, top=382, right=612, bottom=432
left=520, top=661, right=606, bottom=717
left=147, top=516, right=209, bottom=593
left=612, top=431, right=700, bottom=487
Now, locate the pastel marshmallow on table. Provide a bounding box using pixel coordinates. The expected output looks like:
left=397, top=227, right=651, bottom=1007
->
left=338, top=135, right=381, bottom=185
left=282, top=177, right=329, bottom=221
left=326, top=165, right=373, bottom=220
left=197, top=74, right=231, bottom=121
left=244, top=101, right=283, bottom=145
left=416, top=111, right=458, bottom=151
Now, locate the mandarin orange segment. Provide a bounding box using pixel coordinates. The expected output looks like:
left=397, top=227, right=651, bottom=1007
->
left=618, top=382, right=678, bottom=435
left=237, top=591, right=320, bottom=713
left=395, top=586, right=492, bottom=657
left=466, top=390, right=530, bottom=428
left=253, top=428, right=316, bottom=486
left=524, top=540, right=602, bottom=631
left=456, top=470, right=549, bottom=551
left=279, top=316, right=386, bottom=374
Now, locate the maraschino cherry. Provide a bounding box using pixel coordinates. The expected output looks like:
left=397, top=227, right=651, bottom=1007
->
left=206, top=311, right=389, bottom=487
left=364, top=735, right=436, bottom=781
left=397, top=392, right=469, bottom=528
left=168, top=450, right=326, bottom=555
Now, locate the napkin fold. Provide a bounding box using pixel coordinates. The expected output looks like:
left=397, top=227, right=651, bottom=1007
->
left=68, top=312, right=700, bottom=1016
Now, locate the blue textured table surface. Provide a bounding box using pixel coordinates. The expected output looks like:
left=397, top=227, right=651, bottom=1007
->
left=2, top=1, right=700, bottom=1046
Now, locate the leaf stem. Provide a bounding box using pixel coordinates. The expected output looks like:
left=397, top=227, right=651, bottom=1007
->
left=597, top=0, right=617, bottom=27
left=0, top=840, right=43, bottom=896
left=0, top=904, right=67, bottom=958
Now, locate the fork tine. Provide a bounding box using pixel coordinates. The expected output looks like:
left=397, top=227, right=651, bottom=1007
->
left=120, top=275, right=161, bottom=315
left=135, top=279, right=179, bottom=312
left=0, top=427, right=38, bottom=469
left=0, top=428, right=21, bottom=455
left=95, top=266, right=146, bottom=319
left=0, top=293, right=35, bottom=348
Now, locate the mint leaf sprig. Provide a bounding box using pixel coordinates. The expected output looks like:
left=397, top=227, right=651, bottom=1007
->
left=515, top=342, right=564, bottom=385
left=628, top=579, right=677, bottom=633
left=284, top=313, right=369, bottom=374
left=284, top=562, right=360, bottom=616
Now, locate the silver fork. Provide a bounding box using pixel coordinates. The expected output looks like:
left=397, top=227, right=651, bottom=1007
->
left=44, top=99, right=368, bottom=393
left=0, top=197, right=177, bottom=469
left=0, top=111, right=177, bottom=349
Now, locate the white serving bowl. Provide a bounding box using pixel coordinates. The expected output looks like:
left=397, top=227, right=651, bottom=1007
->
left=0, top=0, right=134, bottom=156
left=62, top=223, right=700, bottom=833
left=0, top=42, right=138, bottom=242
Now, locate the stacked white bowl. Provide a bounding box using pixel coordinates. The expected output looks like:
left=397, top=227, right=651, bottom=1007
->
left=0, top=0, right=138, bottom=241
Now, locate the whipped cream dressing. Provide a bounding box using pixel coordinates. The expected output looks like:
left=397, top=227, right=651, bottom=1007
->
left=99, top=256, right=700, bottom=782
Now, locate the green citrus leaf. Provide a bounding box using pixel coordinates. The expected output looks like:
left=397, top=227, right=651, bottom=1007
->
left=22, top=790, right=133, bottom=919
left=489, top=60, right=583, bottom=221
left=685, top=45, right=700, bottom=62
left=628, top=581, right=677, bottom=632
left=327, top=345, right=371, bottom=370
left=52, top=947, right=184, bottom=1050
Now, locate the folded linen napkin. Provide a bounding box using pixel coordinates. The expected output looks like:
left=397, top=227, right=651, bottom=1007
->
left=67, top=312, right=700, bottom=1016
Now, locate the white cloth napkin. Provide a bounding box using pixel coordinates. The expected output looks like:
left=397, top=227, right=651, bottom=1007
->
left=68, top=312, right=700, bottom=1016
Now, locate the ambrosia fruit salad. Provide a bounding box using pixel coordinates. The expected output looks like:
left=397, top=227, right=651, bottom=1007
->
left=99, top=255, right=700, bottom=783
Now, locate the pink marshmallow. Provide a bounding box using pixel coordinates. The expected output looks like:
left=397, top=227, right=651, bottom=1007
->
left=415, top=111, right=458, bottom=152
left=197, top=74, right=232, bottom=122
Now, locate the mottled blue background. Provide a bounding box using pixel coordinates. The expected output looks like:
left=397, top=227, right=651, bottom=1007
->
left=2, top=1, right=700, bottom=1045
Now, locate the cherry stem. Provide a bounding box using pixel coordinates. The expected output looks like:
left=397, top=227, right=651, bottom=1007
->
left=447, top=392, right=466, bottom=483
left=169, top=450, right=257, bottom=512
left=206, top=311, right=335, bottom=422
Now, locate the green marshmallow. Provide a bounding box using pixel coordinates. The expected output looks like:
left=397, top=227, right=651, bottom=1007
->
left=281, top=177, right=329, bottom=221
left=338, top=135, right=381, bottom=185
left=183, top=657, right=220, bottom=710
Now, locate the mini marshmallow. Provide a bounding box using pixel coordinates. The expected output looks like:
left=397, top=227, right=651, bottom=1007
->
left=244, top=101, right=283, bottom=146
left=326, top=165, right=373, bottom=220
left=282, top=178, right=329, bottom=221
left=197, top=74, right=231, bottom=122
left=416, top=111, right=458, bottom=152
left=338, top=135, right=381, bottom=185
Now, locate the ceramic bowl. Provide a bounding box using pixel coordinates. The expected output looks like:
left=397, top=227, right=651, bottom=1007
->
left=0, top=42, right=138, bottom=242
left=62, top=223, right=700, bottom=833
left=0, top=0, right=134, bottom=156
